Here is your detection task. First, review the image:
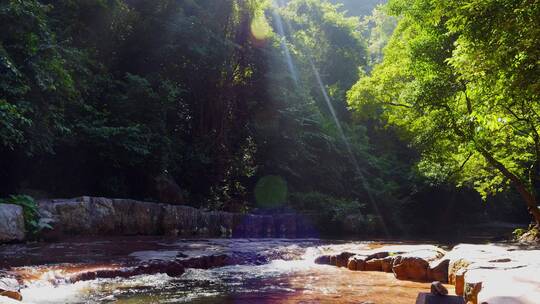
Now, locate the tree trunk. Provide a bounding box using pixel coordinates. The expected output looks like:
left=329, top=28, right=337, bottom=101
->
left=477, top=147, right=540, bottom=226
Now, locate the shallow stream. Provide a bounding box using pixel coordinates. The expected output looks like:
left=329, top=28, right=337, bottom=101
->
left=0, top=238, right=440, bottom=303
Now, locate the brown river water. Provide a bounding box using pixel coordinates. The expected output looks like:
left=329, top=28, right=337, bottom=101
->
left=0, top=238, right=453, bottom=303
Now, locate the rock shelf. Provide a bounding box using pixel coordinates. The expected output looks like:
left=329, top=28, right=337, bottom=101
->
left=314, top=243, right=540, bottom=304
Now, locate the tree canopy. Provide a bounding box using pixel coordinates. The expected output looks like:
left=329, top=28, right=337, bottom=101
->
left=1, top=0, right=535, bottom=236
left=348, top=0, right=540, bottom=225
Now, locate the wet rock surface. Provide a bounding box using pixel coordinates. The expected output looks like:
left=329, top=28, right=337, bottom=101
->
left=314, top=244, right=448, bottom=282
left=0, top=239, right=443, bottom=304
left=315, top=242, right=540, bottom=304
left=1, top=239, right=540, bottom=303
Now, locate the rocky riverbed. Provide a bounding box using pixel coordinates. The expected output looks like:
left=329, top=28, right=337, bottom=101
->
left=0, top=238, right=443, bottom=303
left=1, top=198, right=540, bottom=303
left=1, top=238, right=539, bottom=303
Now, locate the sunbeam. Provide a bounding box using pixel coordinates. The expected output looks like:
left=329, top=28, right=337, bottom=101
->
left=271, top=1, right=389, bottom=237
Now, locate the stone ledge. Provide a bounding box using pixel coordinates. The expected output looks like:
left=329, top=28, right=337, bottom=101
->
left=315, top=243, right=540, bottom=304
left=36, top=196, right=316, bottom=240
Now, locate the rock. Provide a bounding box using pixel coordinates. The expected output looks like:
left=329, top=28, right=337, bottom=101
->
left=428, top=259, right=449, bottom=283
left=0, top=290, right=21, bottom=301
left=381, top=256, right=394, bottom=272
left=179, top=254, right=230, bottom=269
left=464, top=281, right=482, bottom=304
left=365, top=258, right=383, bottom=271
left=112, top=198, right=163, bottom=235
left=430, top=281, right=448, bottom=296
left=38, top=197, right=116, bottom=235
left=347, top=256, right=365, bottom=271
left=518, top=226, right=540, bottom=243
left=36, top=197, right=312, bottom=239
left=335, top=252, right=356, bottom=268
left=392, top=256, right=429, bottom=281
left=448, top=258, right=471, bottom=286
left=0, top=278, right=22, bottom=301
left=454, top=269, right=467, bottom=296
left=443, top=243, right=540, bottom=303
left=415, top=293, right=465, bottom=304
left=366, top=252, right=389, bottom=261
left=314, top=255, right=332, bottom=265
left=330, top=255, right=337, bottom=266
left=347, top=258, right=358, bottom=270
left=0, top=204, right=25, bottom=242
left=70, top=260, right=186, bottom=282
left=162, top=205, right=201, bottom=236
left=347, top=255, right=366, bottom=271
left=470, top=266, right=540, bottom=304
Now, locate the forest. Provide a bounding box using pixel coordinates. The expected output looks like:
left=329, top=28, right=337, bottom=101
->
left=2, top=1, right=540, bottom=303
left=1, top=0, right=538, bottom=238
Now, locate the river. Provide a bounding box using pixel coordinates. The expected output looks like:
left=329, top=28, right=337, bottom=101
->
left=0, top=238, right=444, bottom=303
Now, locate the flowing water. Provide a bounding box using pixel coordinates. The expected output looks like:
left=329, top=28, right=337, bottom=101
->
left=0, top=238, right=440, bottom=304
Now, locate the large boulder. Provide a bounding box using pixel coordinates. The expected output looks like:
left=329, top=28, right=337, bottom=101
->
left=392, top=256, right=429, bottom=281
left=428, top=259, right=450, bottom=283
left=443, top=244, right=540, bottom=303
left=0, top=204, right=25, bottom=242
left=335, top=252, right=356, bottom=268
left=38, top=197, right=116, bottom=235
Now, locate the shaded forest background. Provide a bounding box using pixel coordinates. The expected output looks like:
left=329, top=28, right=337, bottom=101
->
left=0, top=0, right=530, bottom=237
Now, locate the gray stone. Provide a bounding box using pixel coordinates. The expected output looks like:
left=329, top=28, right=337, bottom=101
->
left=35, top=197, right=312, bottom=239
left=0, top=204, right=25, bottom=242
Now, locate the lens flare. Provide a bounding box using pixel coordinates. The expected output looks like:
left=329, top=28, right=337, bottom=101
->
left=251, top=14, right=272, bottom=42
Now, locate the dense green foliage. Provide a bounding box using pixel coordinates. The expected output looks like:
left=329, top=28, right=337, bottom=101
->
left=349, top=0, right=540, bottom=226
left=1, top=0, right=534, bottom=236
